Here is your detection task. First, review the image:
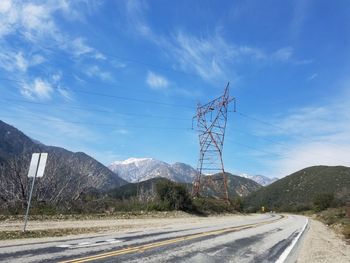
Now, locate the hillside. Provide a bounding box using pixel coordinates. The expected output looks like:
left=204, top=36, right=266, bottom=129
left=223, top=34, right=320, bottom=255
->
left=0, top=120, right=126, bottom=207
left=108, top=177, right=174, bottom=200
left=108, top=173, right=261, bottom=201
left=200, top=173, right=262, bottom=199
left=243, top=166, right=350, bottom=212
left=240, top=174, right=278, bottom=186
left=108, top=158, right=197, bottom=183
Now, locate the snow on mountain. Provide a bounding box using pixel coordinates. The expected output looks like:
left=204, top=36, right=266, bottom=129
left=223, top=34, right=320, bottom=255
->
left=108, top=158, right=197, bottom=183
left=240, top=173, right=278, bottom=186
left=110, top=158, right=153, bottom=166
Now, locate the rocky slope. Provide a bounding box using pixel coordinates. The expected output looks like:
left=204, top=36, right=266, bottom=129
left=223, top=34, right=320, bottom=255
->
left=199, top=173, right=262, bottom=198
left=109, top=158, right=197, bottom=183
left=0, top=120, right=126, bottom=206
left=240, top=173, right=278, bottom=186
left=243, top=165, right=350, bottom=212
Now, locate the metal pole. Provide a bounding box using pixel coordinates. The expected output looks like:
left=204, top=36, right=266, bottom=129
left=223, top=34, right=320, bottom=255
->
left=23, top=154, right=41, bottom=232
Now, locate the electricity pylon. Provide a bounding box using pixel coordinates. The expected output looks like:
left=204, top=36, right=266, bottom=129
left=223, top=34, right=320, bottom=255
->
left=192, top=82, right=235, bottom=201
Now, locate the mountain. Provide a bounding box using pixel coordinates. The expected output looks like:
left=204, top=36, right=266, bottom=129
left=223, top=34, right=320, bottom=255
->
left=199, top=173, right=262, bottom=198
left=108, top=158, right=197, bottom=183
left=0, top=120, right=126, bottom=206
left=240, top=174, right=278, bottom=186
left=108, top=173, right=261, bottom=201
left=108, top=177, right=171, bottom=200
left=243, top=166, right=350, bottom=212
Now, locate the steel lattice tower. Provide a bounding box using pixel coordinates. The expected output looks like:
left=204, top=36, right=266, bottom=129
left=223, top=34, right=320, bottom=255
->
left=192, top=82, right=235, bottom=201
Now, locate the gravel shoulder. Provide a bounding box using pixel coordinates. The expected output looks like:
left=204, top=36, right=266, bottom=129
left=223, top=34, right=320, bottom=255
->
left=297, top=219, right=350, bottom=263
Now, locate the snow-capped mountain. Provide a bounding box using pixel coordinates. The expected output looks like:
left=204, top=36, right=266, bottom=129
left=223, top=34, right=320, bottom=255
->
left=240, top=173, right=278, bottom=186
left=108, top=158, right=197, bottom=183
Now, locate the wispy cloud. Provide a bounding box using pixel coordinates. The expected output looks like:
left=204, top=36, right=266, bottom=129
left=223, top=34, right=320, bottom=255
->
left=290, top=0, right=312, bottom=40
left=20, top=78, right=54, bottom=100
left=0, top=0, right=107, bottom=102
left=263, top=93, right=350, bottom=177
left=0, top=50, right=44, bottom=72
left=85, top=65, right=112, bottom=81
left=0, top=1, right=103, bottom=59
left=308, top=73, right=318, bottom=81
left=146, top=71, right=169, bottom=90
left=122, top=0, right=310, bottom=83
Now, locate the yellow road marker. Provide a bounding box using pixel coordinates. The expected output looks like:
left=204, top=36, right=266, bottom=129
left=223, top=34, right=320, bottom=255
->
left=59, top=215, right=285, bottom=263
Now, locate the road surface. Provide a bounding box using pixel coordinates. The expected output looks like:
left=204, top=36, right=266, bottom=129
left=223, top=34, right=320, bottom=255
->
left=0, top=214, right=308, bottom=263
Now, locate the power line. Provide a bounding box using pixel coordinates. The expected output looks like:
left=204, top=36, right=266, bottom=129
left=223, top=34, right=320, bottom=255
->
left=231, top=110, right=286, bottom=131
left=0, top=77, right=194, bottom=109
left=225, top=138, right=289, bottom=159
left=0, top=114, right=193, bottom=131
left=16, top=35, right=201, bottom=79
left=228, top=128, right=286, bottom=147
left=230, top=111, right=345, bottom=163
left=1, top=98, right=190, bottom=121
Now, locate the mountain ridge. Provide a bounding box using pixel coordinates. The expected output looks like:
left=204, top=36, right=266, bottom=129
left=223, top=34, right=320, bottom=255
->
left=243, top=165, right=350, bottom=212
left=240, top=173, right=278, bottom=186
left=0, top=120, right=126, bottom=206
left=108, top=158, right=197, bottom=183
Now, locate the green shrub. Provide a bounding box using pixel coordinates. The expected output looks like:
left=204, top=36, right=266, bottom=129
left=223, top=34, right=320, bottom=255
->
left=343, top=224, right=350, bottom=239
left=313, top=193, right=335, bottom=212
left=155, top=181, right=194, bottom=212
left=231, top=197, right=243, bottom=212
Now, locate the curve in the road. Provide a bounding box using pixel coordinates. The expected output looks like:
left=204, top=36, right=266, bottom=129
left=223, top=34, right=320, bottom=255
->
left=59, top=215, right=285, bottom=263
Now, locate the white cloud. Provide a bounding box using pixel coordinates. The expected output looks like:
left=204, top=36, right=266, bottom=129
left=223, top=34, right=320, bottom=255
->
left=290, top=0, right=312, bottom=40
left=57, top=87, right=73, bottom=101
left=124, top=0, right=151, bottom=37
left=122, top=1, right=308, bottom=83
left=308, top=73, right=318, bottom=81
left=264, top=95, right=350, bottom=177
left=85, top=65, right=112, bottom=81
left=146, top=71, right=169, bottom=90
left=169, top=32, right=233, bottom=81
left=273, top=47, right=293, bottom=62
left=14, top=52, right=28, bottom=71
left=70, top=37, right=94, bottom=57
left=0, top=50, right=44, bottom=72
left=21, top=78, right=54, bottom=100
left=21, top=3, right=51, bottom=30
left=114, top=129, right=129, bottom=135
left=0, top=1, right=103, bottom=59
left=0, top=0, right=12, bottom=12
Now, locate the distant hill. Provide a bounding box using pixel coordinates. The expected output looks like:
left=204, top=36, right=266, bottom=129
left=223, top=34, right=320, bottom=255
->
left=108, top=177, right=172, bottom=200
left=0, top=120, right=126, bottom=206
left=108, top=173, right=261, bottom=201
left=108, top=158, right=197, bottom=183
left=243, top=166, right=350, bottom=212
left=199, top=173, right=262, bottom=199
left=240, top=174, right=278, bottom=186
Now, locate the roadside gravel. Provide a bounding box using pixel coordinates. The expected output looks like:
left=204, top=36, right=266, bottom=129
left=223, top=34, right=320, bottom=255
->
left=297, top=219, right=350, bottom=263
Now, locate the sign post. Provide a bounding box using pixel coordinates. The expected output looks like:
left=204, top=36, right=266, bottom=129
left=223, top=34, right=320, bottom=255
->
left=23, top=153, right=48, bottom=232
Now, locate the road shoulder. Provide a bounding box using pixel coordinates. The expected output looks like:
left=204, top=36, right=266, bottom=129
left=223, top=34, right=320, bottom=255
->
left=297, top=218, right=350, bottom=263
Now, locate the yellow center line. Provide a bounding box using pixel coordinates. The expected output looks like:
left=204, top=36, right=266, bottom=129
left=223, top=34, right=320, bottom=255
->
left=59, top=215, right=286, bottom=263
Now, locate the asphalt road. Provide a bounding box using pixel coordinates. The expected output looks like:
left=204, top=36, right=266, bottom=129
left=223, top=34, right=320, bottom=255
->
left=0, top=214, right=308, bottom=263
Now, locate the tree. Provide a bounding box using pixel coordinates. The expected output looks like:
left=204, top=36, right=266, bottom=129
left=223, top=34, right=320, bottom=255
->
left=0, top=156, right=28, bottom=207
left=155, top=181, right=193, bottom=211
left=313, top=193, right=334, bottom=212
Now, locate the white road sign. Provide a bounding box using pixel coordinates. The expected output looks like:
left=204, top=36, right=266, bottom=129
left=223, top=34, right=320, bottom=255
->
left=36, top=153, right=48, bottom=178
left=24, top=152, right=48, bottom=232
left=27, top=153, right=40, bottom=178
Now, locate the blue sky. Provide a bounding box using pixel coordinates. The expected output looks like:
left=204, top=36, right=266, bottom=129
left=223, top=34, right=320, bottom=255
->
left=0, top=0, right=349, bottom=178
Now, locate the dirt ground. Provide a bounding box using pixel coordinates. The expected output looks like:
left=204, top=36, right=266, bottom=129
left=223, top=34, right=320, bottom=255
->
left=297, top=219, right=350, bottom=263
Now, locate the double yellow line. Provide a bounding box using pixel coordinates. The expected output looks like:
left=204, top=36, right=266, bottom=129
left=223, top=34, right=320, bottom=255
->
left=59, top=215, right=285, bottom=263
